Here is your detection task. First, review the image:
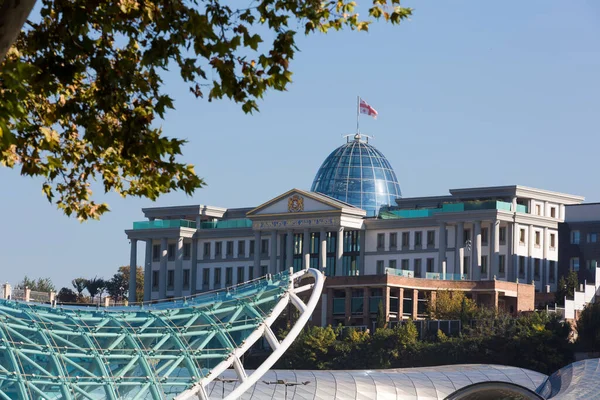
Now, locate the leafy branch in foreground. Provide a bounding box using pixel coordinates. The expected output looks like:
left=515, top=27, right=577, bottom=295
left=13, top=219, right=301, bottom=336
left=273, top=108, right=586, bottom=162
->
left=0, top=0, right=412, bottom=220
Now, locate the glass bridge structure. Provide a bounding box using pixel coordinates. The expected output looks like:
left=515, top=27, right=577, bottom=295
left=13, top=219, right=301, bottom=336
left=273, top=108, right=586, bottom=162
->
left=0, top=268, right=324, bottom=400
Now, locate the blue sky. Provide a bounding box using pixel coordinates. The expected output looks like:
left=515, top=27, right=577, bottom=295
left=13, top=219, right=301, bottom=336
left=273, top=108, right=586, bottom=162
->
left=1, top=1, right=599, bottom=290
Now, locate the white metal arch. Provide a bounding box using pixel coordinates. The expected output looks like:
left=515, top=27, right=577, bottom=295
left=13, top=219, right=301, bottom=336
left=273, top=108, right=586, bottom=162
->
left=175, top=267, right=324, bottom=400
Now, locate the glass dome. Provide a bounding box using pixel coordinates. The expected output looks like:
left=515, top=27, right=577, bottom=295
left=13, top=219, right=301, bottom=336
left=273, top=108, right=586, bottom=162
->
left=311, top=134, right=402, bottom=216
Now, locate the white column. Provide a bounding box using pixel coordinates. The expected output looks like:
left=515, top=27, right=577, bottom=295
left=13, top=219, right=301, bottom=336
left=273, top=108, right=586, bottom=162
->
left=438, top=222, right=447, bottom=273
left=303, top=228, right=311, bottom=270
left=456, top=222, right=464, bottom=275
left=491, top=220, right=500, bottom=279
left=159, top=238, right=167, bottom=299
left=543, top=227, right=549, bottom=287
left=511, top=222, right=518, bottom=282
left=174, top=237, right=183, bottom=297
left=190, top=238, right=198, bottom=294
left=253, top=230, right=261, bottom=273
left=544, top=201, right=549, bottom=217
left=336, top=226, right=344, bottom=276
left=528, top=224, right=534, bottom=284
left=144, top=239, right=152, bottom=301
left=270, top=231, right=278, bottom=274
left=129, top=239, right=138, bottom=302
left=320, top=228, right=327, bottom=272
left=472, top=221, right=481, bottom=280
left=286, top=230, right=294, bottom=270
left=559, top=204, right=566, bottom=220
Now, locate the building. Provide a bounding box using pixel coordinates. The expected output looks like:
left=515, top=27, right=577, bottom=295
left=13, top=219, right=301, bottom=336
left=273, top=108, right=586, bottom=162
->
left=559, top=203, right=600, bottom=284
left=125, top=135, right=584, bottom=326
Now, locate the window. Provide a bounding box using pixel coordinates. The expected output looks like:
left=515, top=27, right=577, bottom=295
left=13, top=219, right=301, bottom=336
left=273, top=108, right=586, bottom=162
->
left=249, top=240, right=255, bottom=256
left=152, top=271, right=159, bottom=289
left=261, top=239, right=269, bottom=254
left=464, top=229, right=471, bottom=242
left=587, top=260, right=598, bottom=270
left=535, top=204, right=541, bottom=215
left=587, top=233, right=598, bottom=243
left=238, top=241, right=246, bottom=257
left=463, top=256, right=470, bottom=275
left=152, top=244, right=160, bottom=261
left=499, top=255, right=505, bottom=275
left=549, top=261, right=556, bottom=283
left=401, top=259, right=409, bottom=270
left=414, top=232, right=422, bottom=247
left=571, top=231, right=580, bottom=244
left=376, top=260, right=384, bottom=274
left=402, top=232, right=410, bottom=247
left=499, top=227, right=506, bottom=245
left=550, top=233, right=556, bottom=248
left=214, top=269, right=222, bottom=285
left=481, top=255, right=488, bottom=275
left=534, top=259, right=540, bottom=280
left=550, top=207, right=556, bottom=218
left=390, top=233, right=398, bottom=248
left=481, top=228, right=489, bottom=246
left=203, top=242, right=211, bottom=257
left=248, top=266, right=254, bottom=280
left=237, top=266, right=245, bottom=283
left=215, top=242, right=222, bottom=256
left=183, top=269, right=190, bottom=289
left=389, top=260, right=397, bottom=269
left=377, top=233, right=385, bottom=249
left=167, top=270, right=174, bottom=289
left=414, top=259, right=422, bottom=278
left=570, top=257, right=580, bottom=272
left=535, top=231, right=541, bottom=246
left=261, top=265, right=268, bottom=276
left=519, top=256, right=525, bottom=277
left=427, top=231, right=435, bottom=247
left=226, top=241, right=234, bottom=256
left=225, top=267, right=233, bottom=286
left=183, top=243, right=191, bottom=260
left=166, top=244, right=175, bottom=261
left=519, top=229, right=526, bottom=244
left=426, top=258, right=434, bottom=273
left=202, top=269, right=210, bottom=288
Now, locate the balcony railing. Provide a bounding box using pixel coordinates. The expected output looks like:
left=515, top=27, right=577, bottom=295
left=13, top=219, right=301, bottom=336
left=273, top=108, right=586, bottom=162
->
left=200, top=219, right=253, bottom=229
left=385, top=268, right=415, bottom=278
left=425, top=272, right=468, bottom=281
left=380, top=200, right=517, bottom=219
left=133, top=219, right=196, bottom=230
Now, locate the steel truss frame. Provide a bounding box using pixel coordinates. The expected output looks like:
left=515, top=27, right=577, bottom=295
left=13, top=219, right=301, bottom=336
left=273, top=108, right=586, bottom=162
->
left=0, top=268, right=323, bottom=399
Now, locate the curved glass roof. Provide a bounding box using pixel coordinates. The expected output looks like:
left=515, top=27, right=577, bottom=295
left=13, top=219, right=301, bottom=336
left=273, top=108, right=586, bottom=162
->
left=311, top=135, right=402, bottom=216
left=0, top=272, right=291, bottom=399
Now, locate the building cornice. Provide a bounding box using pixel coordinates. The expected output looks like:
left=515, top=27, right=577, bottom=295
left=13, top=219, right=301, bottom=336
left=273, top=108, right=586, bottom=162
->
left=125, top=227, right=197, bottom=240
left=142, top=205, right=227, bottom=219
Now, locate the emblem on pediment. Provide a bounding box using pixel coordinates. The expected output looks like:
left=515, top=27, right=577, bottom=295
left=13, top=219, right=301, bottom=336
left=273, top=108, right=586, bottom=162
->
left=288, top=195, right=304, bottom=213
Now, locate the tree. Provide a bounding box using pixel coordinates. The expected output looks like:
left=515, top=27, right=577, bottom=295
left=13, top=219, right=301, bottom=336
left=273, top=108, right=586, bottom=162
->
left=105, top=266, right=144, bottom=302
left=71, top=277, right=87, bottom=298
left=576, top=301, right=600, bottom=353
left=16, top=276, right=55, bottom=292
left=56, top=287, right=77, bottom=303
left=0, top=0, right=412, bottom=220
left=556, top=271, right=579, bottom=305
left=85, top=277, right=105, bottom=303
left=427, top=290, right=477, bottom=321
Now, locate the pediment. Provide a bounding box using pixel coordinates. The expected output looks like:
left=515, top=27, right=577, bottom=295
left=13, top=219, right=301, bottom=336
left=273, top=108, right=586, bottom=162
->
left=247, top=189, right=352, bottom=217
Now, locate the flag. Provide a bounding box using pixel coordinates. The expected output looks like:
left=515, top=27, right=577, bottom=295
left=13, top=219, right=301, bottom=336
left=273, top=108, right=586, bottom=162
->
left=359, top=98, right=378, bottom=119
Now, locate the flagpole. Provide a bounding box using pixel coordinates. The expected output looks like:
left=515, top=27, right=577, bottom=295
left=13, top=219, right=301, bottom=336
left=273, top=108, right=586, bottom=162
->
left=356, top=96, right=360, bottom=135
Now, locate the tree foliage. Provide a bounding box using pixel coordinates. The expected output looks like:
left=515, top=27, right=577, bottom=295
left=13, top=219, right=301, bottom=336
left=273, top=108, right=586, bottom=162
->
left=84, top=277, right=105, bottom=302
left=16, top=276, right=55, bottom=292
left=556, top=271, right=579, bottom=306
left=576, top=301, right=600, bottom=352
left=56, top=287, right=77, bottom=303
left=105, top=265, right=144, bottom=302
left=427, top=290, right=477, bottom=321
left=71, top=277, right=87, bottom=297
left=271, top=312, right=572, bottom=374
left=0, top=0, right=412, bottom=220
